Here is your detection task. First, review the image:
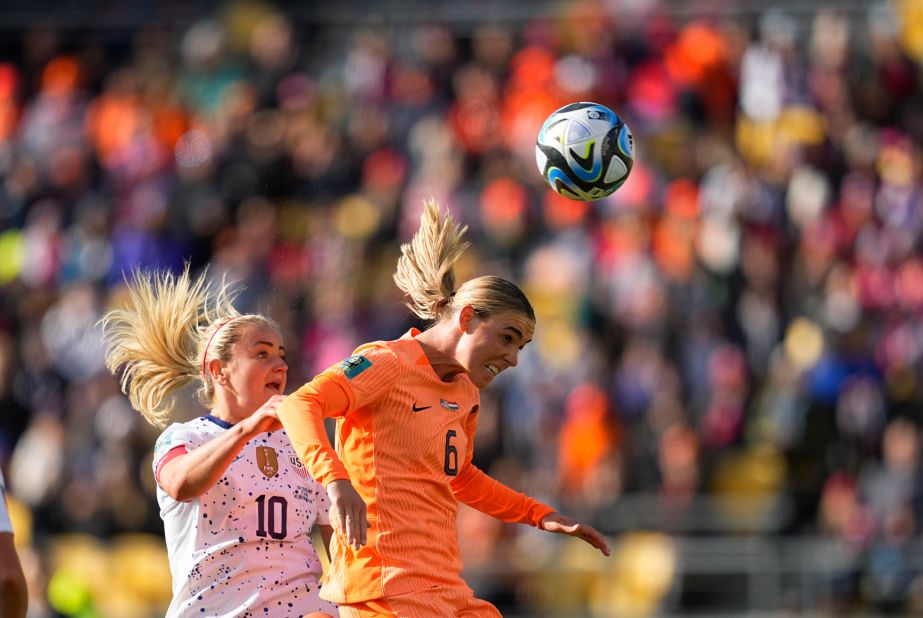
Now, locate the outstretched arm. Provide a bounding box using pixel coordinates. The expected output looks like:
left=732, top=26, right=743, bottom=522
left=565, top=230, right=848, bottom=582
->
left=158, top=395, right=286, bottom=501
left=452, top=463, right=554, bottom=526
left=452, top=409, right=609, bottom=556
left=452, top=465, right=609, bottom=556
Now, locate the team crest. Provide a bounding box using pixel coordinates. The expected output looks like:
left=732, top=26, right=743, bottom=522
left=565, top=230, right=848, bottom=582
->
left=340, top=354, right=372, bottom=379
left=288, top=456, right=311, bottom=481
left=440, top=399, right=460, bottom=411
left=256, top=446, right=279, bottom=478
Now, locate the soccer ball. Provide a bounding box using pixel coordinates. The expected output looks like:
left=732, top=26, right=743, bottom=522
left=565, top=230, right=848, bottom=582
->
left=535, top=102, right=634, bottom=202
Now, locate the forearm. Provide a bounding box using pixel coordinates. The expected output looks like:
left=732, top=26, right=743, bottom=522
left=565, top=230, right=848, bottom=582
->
left=0, top=536, right=27, bottom=618
left=161, top=423, right=256, bottom=501
left=451, top=464, right=555, bottom=527
left=277, top=374, right=352, bottom=486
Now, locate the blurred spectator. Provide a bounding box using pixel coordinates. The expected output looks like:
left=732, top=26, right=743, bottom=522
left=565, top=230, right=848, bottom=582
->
left=1, top=0, right=923, bottom=614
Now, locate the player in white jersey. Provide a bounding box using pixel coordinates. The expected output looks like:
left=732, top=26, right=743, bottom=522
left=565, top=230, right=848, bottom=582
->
left=0, top=469, right=28, bottom=618
left=100, top=266, right=337, bottom=618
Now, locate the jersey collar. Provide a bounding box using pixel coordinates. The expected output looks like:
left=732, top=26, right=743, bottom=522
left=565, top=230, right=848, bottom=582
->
left=203, top=414, right=234, bottom=429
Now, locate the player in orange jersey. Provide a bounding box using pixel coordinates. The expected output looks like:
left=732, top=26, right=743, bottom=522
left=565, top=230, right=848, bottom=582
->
left=277, top=199, right=609, bottom=617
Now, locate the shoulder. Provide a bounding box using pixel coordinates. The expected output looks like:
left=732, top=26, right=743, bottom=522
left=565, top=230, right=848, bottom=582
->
left=154, top=419, right=211, bottom=453
left=335, top=340, right=403, bottom=379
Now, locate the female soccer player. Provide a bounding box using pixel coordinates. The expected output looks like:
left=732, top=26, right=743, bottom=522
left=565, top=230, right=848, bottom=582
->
left=278, top=200, right=610, bottom=617
left=100, top=267, right=337, bottom=618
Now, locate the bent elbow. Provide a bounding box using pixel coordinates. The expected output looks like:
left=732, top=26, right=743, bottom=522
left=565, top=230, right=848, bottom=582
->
left=162, top=474, right=198, bottom=502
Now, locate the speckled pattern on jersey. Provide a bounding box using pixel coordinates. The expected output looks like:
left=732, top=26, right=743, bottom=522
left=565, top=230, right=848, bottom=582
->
left=153, top=415, right=337, bottom=617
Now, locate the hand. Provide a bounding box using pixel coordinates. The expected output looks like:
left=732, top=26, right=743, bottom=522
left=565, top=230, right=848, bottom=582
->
left=540, top=512, right=611, bottom=557
left=327, top=479, right=368, bottom=550
left=244, top=394, right=286, bottom=435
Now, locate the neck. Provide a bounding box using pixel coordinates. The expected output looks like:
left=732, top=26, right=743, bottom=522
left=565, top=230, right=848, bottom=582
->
left=414, top=326, right=467, bottom=382
left=209, top=395, right=245, bottom=425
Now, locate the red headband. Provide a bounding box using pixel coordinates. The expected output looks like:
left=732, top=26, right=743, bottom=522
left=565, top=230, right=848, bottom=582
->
left=201, top=317, right=237, bottom=381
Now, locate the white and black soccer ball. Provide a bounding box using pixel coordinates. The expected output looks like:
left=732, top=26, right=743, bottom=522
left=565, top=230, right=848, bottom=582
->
left=535, top=102, right=634, bottom=202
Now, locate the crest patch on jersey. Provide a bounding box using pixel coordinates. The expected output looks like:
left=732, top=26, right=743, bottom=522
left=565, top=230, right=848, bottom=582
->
left=256, top=446, right=279, bottom=478
left=340, top=354, right=372, bottom=379
left=440, top=399, right=460, bottom=410
left=288, top=456, right=311, bottom=481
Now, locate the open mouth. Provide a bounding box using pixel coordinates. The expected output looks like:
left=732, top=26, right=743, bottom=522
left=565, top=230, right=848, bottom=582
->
left=486, top=364, right=500, bottom=377
left=265, top=381, right=282, bottom=393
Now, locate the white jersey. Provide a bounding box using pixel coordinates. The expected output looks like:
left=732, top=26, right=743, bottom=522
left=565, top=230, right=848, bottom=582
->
left=0, top=469, right=12, bottom=533
left=153, top=415, right=336, bottom=617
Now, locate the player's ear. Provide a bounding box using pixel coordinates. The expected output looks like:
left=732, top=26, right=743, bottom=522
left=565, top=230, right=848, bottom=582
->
left=207, top=358, right=227, bottom=385
left=458, top=305, right=477, bottom=334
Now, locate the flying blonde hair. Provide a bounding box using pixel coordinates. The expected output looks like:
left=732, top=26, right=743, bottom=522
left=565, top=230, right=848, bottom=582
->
left=100, top=266, right=277, bottom=428
left=394, top=199, right=535, bottom=324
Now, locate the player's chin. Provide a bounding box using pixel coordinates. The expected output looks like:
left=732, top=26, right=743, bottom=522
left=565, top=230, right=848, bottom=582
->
left=474, top=369, right=497, bottom=389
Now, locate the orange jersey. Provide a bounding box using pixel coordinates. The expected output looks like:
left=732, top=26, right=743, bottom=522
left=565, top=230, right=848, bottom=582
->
left=278, top=329, right=554, bottom=603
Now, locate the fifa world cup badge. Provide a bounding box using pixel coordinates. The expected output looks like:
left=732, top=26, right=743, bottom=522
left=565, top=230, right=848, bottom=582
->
left=340, top=354, right=372, bottom=379
left=256, top=446, right=279, bottom=478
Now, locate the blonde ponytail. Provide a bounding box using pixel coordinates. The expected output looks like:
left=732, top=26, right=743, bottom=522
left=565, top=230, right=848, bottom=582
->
left=394, top=199, right=536, bottom=326
left=100, top=266, right=274, bottom=428
left=393, top=199, right=470, bottom=321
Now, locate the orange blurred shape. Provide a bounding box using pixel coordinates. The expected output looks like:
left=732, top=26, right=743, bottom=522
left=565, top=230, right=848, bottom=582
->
left=151, top=103, right=189, bottom=151
left=652, top=179, right=699, bottom=281
left=652, top=216, right=695, bottom=282
left=448, top=99, right=499, bottom=154
left=559, top=384, right=615, bottom=490
left=664, top=179, right=699, bottom=219
left=543, top=189, right=591, bottom=229
left=508, top=46, right=557, bottom=91
left=599, top=215, right=649, bottom=268
left=362, top=147, right=407, bottom=192
left=481, top=177, right=527, bottom=226
left=664, top=22, right=726, bottom=87
left=86, top=95, right=142, bottom=162
left=0, top=63, right=19, bottom=100
left=42, top=55, right=80, bottom=95
left=500, top=87, right=558, bottom=152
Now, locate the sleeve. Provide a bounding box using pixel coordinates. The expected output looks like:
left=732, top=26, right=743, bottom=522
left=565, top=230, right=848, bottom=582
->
left=0, top=470, right=12, bottom=534
left=151, top=424, right=196, bottom=480
left=450, top=406, right=555, bottom=527
left=451, top=465, right=555, bottom=527
left=278, top=343, right=400, bottom=487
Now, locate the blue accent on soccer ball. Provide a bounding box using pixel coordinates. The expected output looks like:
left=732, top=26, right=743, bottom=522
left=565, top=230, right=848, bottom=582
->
left=548, top=167, right=580, bottom=195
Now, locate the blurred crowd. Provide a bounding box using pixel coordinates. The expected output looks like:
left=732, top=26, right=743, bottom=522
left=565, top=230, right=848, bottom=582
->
left=3, top=0, right=923, bottom=615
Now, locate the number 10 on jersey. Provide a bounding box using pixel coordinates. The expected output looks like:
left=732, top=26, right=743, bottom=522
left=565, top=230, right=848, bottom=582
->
left=255, top=495, right=288, bottom=539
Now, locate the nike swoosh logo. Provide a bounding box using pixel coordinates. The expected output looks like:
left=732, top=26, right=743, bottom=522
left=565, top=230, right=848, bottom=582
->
left=412, top=403, right=431, bottom=412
